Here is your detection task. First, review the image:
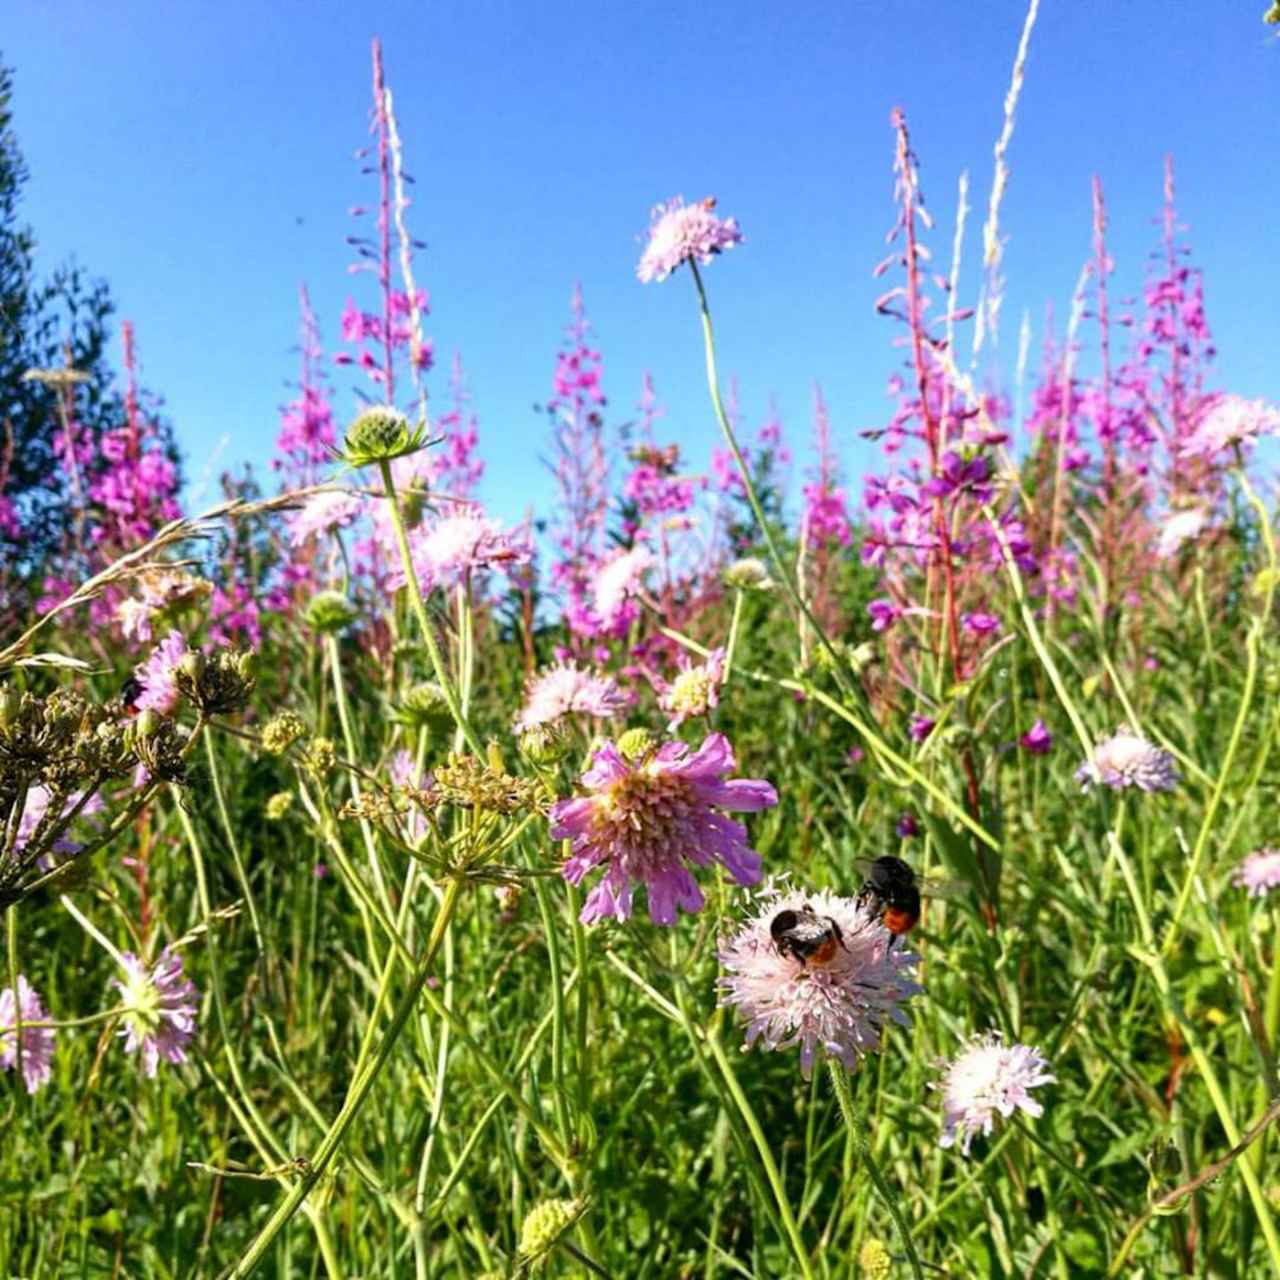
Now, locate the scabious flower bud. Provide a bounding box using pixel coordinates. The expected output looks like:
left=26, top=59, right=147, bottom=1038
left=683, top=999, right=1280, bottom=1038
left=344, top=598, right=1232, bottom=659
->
left=176, top=652, right=205, bottom=686
left=341, top=406, right=425, bottom=466
left=265, top=792, right=294, bottom=821
left=303, top=590, right=359, bottom=635
left=393, top=682, right=455, bottom=734
left=518, top=720, right=571, bottom=767
left=261, top=711, right=307, bottom=755
left=724, top=556, right=774, bottom=591
left=134, top=708, right=162, bottom=739
left=0, top=687, right=18, bottom=728
left=616, top=727, right=655, bottom=763
left=518, top=1198, right=583, bottom=1268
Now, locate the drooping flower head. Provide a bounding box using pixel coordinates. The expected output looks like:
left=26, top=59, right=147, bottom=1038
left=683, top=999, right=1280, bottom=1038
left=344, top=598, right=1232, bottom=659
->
left=111, top=948, right=199, bottom=1077
left=133, top=630, right=191, bottom=716
left=0, top=975, right=55, bottom=1094
left=936, top=1031, right=1055, bottom=1154
left=1234, top=848, right=1280, bottom=899
left=717, top=882, right=920, bottom=1078
left=658, top=648, right=726, bottom=730
left=1075, top=728, right=1179, bottom=793
left=550, top=733, right=776, bottom=925
left=637, top=196, right=743, bottom=284
left=1156, top=507, right=1210, bottom=558
left=514, top=662, right=627, bottom=734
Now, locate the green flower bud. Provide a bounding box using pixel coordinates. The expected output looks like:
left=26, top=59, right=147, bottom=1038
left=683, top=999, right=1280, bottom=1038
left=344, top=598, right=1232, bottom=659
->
left=341, top=406, right=428, bottom=467
left=518, top=721, right=570, bottom=767
left=135, top=708, right=162, bottom=739
left=393, top=682, right=454, bottom=733
left=724, top=556, right=774, bottom=591
left=304, top=590, right=359, bottom=635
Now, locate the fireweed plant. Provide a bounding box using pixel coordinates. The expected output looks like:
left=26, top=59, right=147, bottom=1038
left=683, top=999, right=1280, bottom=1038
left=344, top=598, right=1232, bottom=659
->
left=5, top=20, right=1280, bottom=1280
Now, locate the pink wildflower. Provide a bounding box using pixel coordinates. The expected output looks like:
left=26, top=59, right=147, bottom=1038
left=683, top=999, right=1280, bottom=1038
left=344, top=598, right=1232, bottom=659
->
left=286, top=489, right=363, bottom=547
left=1180, top=395, right=1280, bottom=460
left=133, top=630, right=190, bottom=716
left=937, top=1032, right=1055, bottom=1154
left=111, top=949, right=199, bottom=1078
left=550, top=733, right=776, bottom=925
left=0, top=975, right=55, bottom=1094
left=393, top=511, right=533, bottom=592
left=514, top=663, right=627, bottom=734
left=1075, top=728, right=1179, bottom=793
left=657, top=648, right=726, bottom=730
left=909, top=715, right=935, bottom=743
left=717, top=882, right=920, bottom=1078
left=1020, top=720, right=1053, bottom=755
left=637, top=197, right=743, bottom=284
left=1234, top=849, right=1280, bottom=899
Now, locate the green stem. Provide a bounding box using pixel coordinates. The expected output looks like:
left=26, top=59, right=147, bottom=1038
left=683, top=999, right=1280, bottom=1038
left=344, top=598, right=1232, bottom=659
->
left=827, top=1061, right=924, bottom=1280
left=6, top=904, right=20, bottom=1093
left=688, top=260, right=850, bottom=697
left=202, top=732, right=267, bottom=964
left=231, top=876, right=464, bottom=1278
left=377, top=459, right=481, bottom=753
left=722, top=588, right=744, bottom=686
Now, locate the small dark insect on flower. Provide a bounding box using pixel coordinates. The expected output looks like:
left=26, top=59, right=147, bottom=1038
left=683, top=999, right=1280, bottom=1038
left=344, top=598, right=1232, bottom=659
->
left=769, top=906, right=847, bottom=969
left=118, top=677, right=144, bottom=717
left=856, top=855, right=923, bottom=940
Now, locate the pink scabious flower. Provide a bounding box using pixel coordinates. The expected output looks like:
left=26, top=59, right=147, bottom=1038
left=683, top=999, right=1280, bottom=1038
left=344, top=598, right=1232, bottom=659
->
left=717, top=882, right=920, bottom=1078
left=1075, top=728, right=1179, bottom=793
left=550, top=733, right=777, bottom=925
left=1020, top=719, right=1053, bottom=755
left=0, top=975, right=55, bottom=1094
left=1156, top=507, right=1210, bottom=558
left=1234, top=848, right=1280, bottom=899
left=637, top=196, right=743, bottom=284
left=133, top=630, right=190, bottom=716
left=391, top=511, right=533, bottom=592
left=514, top=663, right=627, bottom=734
left=590, top=545, right=652, bottom=633
left=936, top=1032, right=1055, bottom=1154
left=658, top=648, right=725, bottom=730
left=1180, top=395, right=1279, bottom=460
left=285, top=489, right=363, bottom=547
left=111, top=948, right=199, bottom=1078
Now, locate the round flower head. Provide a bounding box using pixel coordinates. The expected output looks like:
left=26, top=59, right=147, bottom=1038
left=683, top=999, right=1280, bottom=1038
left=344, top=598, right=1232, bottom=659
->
left=111, top=948, right=199, bottom=1077
left=717, top=882, right=920, bottom=1079
left=514, top=662, right=627, bottom=734
left=1156, top=507, right=1210, bottom=558
left=286, top=488, right=363, bottom=547
left=0, top=974, right=55, bottom=1094
left=134, top=629, right=190, bottom=716
left=658, top=648, right=725, bottom=730
left=937, top=1031, right=1055, bottom=1154
left=550, top=732, right=776, bottom=925
left=637, top=196, right=743, bottom=284
left=1234, top=848, right=1280, bottom=899
left=1180, top=395, right=1280, bottom=461
left=1075, top=728, right=1179, bottom=793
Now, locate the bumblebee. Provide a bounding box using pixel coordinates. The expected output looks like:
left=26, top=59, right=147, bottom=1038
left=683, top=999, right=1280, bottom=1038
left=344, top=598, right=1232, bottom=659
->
left=857, top=855, right=922, bottom=939
left=770, top=906, right=847, bottom=969
left=117, top=676, right=144, bottom=717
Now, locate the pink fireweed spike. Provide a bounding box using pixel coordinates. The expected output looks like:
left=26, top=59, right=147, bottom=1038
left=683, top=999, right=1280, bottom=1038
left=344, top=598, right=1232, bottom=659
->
left=549, top=733, right=776, bottom=925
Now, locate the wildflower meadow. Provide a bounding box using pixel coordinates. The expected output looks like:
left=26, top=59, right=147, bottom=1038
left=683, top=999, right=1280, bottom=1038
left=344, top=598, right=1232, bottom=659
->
left=3, top=8, right=1280, bottom=1277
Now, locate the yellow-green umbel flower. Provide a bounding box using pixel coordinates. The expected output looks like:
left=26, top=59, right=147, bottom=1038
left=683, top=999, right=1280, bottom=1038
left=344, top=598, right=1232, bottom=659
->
left=518, top=1198, right=583, bottom=1269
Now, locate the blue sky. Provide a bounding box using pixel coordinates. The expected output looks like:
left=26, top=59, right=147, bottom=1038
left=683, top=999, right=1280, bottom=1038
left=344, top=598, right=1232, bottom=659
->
left=4, top=2, right=1277, bottom=524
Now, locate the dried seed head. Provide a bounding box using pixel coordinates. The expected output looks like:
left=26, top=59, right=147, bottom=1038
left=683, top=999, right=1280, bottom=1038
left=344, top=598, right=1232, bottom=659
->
left=175, top=648, right=255, bottom=717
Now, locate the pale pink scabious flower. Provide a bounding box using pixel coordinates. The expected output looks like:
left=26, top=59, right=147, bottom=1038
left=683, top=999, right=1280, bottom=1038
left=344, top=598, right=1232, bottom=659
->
left=936, top=1032, right=1055, bottom=1154
left=1180, top=395, right=1280, bottom=460
left=111, top=949, right=199, bottom=1077
left=637, top=196, right=743, bottom=284
left=286, top=489, right=363, bottom=547
left=658, top=648, right=726, bottom=730
left=133, top=630, right=190, bottom=716
left=1075, top=728, right=1179, bottom=793
left=514, top=663, right=627, bottom=734
left=1155, top=507, right=1210, bottom=558
left=0, top=975, right=55, bottom=1094
left=717, top=882, right=920, bottom=1078
left=391, top=511, right=533, bottom=592
left=550, top=733, right=776, bottom=925
left=594, top=545, right=652, bottom=628
left=1234, top=848, right=1280, bottom=899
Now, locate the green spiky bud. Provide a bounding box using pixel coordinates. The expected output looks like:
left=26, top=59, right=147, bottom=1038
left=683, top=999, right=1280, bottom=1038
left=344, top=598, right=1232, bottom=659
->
left=723, top=556, right=774, bottom=591
left=341, top=406, right=427, bottom=467
left=304, top=590, right=358, bottom=635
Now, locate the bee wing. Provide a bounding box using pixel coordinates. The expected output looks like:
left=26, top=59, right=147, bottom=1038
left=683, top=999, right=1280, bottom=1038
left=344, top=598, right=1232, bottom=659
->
left=918, top=875, right=969, bottom=900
